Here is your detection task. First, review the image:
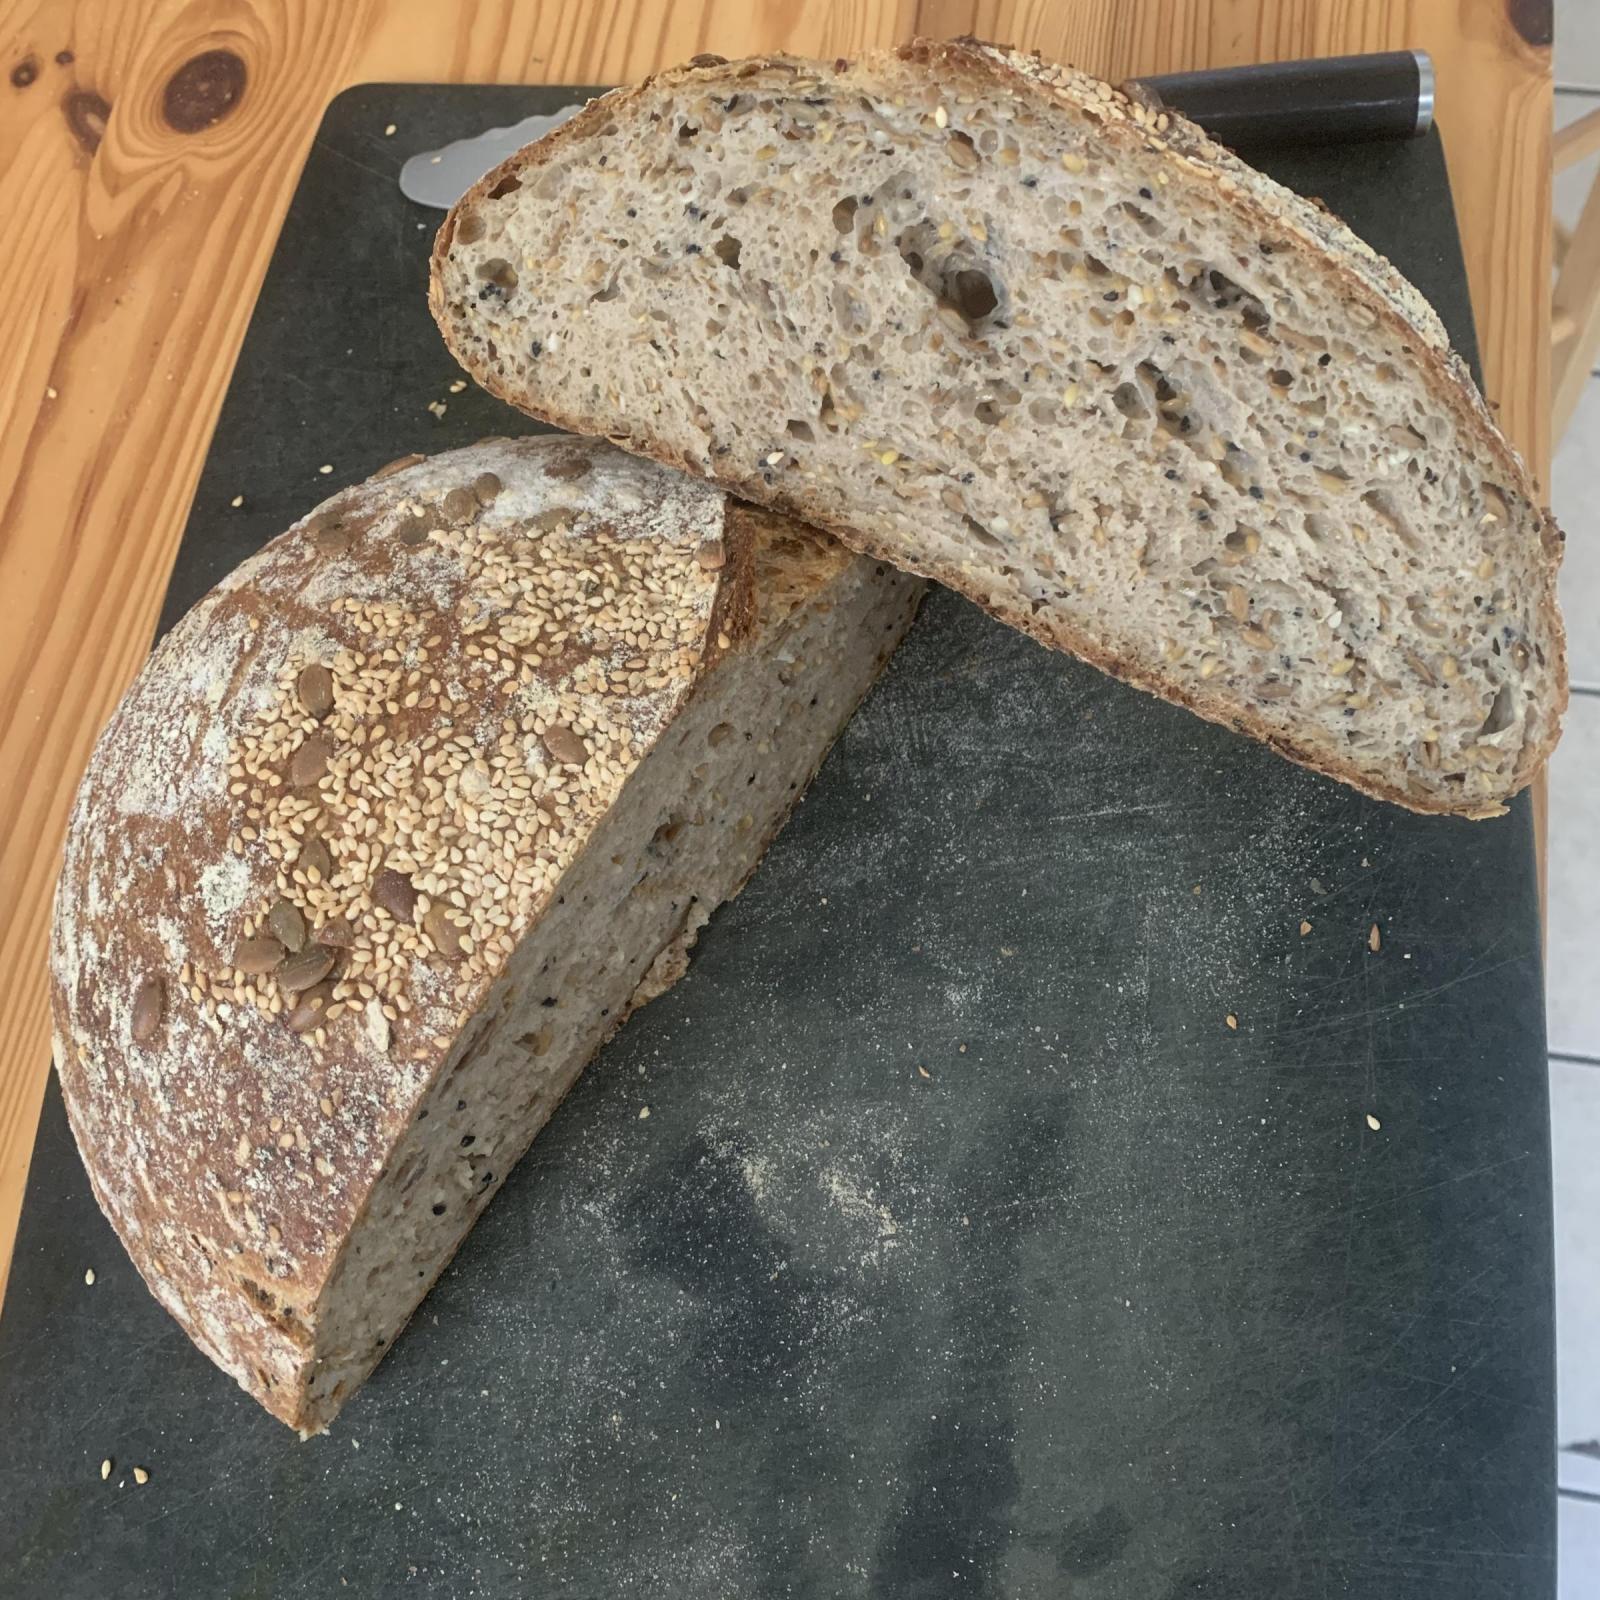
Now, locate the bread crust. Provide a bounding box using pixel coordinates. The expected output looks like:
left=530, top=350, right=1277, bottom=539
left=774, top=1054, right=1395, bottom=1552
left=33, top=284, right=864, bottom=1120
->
left=429, top=38, right=1567, bottom=818
left=48, top=437, right=836, bottom=1427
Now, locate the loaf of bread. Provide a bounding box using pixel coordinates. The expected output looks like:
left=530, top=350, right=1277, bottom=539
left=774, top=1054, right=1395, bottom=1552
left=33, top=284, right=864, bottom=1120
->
left=50, top=437, right=923, bottom=1432
left=430, top=38, right=1567, bottom=817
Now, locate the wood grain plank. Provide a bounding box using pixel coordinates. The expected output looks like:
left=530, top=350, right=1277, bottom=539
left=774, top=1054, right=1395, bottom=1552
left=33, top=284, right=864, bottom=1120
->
left=0, top=0, right=1553, bottom=1307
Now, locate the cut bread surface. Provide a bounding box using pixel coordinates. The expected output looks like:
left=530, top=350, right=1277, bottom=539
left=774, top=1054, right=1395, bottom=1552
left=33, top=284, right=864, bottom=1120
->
left=431, top=39, right=1567, bottom=816
left=50, top=437, right=922, bottom=1432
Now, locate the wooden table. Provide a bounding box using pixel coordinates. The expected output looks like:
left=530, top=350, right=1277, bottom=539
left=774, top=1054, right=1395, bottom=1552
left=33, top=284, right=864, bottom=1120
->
left=0, top=0, right=1553, bottom=1306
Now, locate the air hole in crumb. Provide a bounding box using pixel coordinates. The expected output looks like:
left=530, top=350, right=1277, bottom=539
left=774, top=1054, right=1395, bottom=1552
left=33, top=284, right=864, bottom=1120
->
left=713, top=234, right=742, bottom=268
left=487, top=172, right=521, bottom=200
left=832, top=197, right=858, bottom=234
left=1478, top=684, right=1515, bottom=737
left=786, top=419, right=814, bottom=442
left=963, top=515, right=1005, bottom=550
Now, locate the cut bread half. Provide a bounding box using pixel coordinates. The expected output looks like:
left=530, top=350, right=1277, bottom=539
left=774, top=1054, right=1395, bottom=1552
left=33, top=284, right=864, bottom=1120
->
left=51, top=437, right=923, bottom=1433
left=430, top=38, right=1567, bottom=817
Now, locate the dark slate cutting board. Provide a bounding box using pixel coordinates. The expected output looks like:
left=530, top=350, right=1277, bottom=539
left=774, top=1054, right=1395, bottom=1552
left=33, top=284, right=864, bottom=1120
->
left=0, top=84, right=1554, bottom=1599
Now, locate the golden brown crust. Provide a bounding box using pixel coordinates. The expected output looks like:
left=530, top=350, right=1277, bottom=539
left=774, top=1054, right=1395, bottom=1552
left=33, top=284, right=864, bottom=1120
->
left=48, top=437, right=842, bottom=1424
left=429, top=39, right=1567, bottom=817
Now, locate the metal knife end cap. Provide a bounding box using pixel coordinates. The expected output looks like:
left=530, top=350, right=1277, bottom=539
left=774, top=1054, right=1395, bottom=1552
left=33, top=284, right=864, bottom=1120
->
left=1412, top=50, right=1435, bottom=137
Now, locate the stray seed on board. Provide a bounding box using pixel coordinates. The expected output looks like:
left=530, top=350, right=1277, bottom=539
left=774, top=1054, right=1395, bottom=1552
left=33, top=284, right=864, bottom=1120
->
left=1225, top=1014, right=1238, bottom=1030
left=1366, top=1113, right=1381, bottom=1131
left=1368, top=923, right=1381, bottom=953
left=84, top=1268, right=95, bottom=1286
left=100, top=1459, right=112, bottom=1481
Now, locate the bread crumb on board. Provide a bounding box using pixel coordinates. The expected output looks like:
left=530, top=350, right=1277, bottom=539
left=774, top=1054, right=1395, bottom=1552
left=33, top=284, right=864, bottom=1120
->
left=427, top=400, right=448, bottom=419
left=1299, top=920, right=1312, bottom=936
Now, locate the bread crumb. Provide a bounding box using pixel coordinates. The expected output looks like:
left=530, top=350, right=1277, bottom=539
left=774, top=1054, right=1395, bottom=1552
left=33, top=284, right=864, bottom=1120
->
left=1225, top=1013, right=1238, bottom=1030
left=1299, top=920, right=1312, bottom=936
left=1366, top=1113, right=1381, bottom=1131
left=638, top=1105, right=650, bottom=1119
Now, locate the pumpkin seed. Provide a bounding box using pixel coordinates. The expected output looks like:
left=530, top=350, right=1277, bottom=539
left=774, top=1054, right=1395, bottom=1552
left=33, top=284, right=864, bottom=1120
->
left=233, top=936, right=285, bottom=975
left=267, top=898, right=307, bottom=953
left=285, top=982, right=334, bottom=1035
left=373, top=868, right=417, bottom=923
left=317, top=916, right=357, bottom=948
left=298, top=835, right=333, bottom=882
left=472, top=471, right=502, bottom=506
left=296, top=663, right=334, bottom=720
left=131, top=976, right=165, bottom=1043
left=543, top=724, right=589, bottom=766
left=695, top=541, right=726, bottom=571
left=423, top=902, right=465, bottom=960
left=543, top=453, right=593, bottom=481
left=290, top=733, right=334, bottom=788
left=278, top=944, right=335, bottom=994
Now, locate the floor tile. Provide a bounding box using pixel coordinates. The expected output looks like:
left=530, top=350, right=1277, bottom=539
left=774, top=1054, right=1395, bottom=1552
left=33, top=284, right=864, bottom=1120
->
left=1559, top=0, right=1600, bottom=91
left=1561, top=1493, right=1600, bottom=1600
left=1552, top=376, right=1600, bottom=690
left=1554, top=1058, right=1600, bottom=1464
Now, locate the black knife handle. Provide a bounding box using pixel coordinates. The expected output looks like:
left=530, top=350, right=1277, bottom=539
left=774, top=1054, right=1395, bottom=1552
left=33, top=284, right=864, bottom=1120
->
left=1137, top=50, right=1432, bottom=149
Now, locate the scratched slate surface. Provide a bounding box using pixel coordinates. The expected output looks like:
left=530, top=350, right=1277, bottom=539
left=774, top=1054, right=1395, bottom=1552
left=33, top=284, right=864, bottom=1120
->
left=0, top=86, right=1553, bottom=1599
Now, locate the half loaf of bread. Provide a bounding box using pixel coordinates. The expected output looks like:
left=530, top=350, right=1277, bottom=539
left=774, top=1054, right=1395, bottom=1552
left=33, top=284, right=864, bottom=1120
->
left=50, top=436, right=923, bottom=1433
left=430, top=38, right=1566, bottom=817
